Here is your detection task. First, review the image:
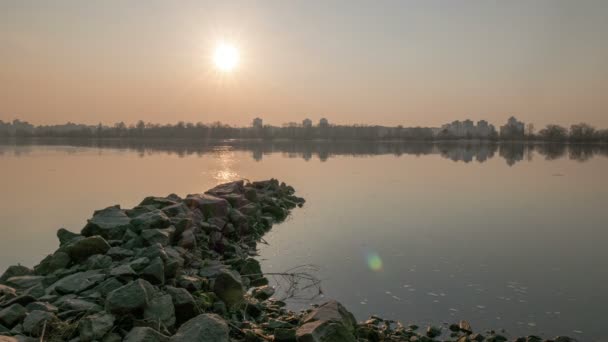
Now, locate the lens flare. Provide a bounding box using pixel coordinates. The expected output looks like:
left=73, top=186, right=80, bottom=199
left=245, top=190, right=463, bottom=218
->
left=366, top=252, right=383, bottom=271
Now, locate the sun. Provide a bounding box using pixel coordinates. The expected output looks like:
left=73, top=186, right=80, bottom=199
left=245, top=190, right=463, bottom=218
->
left=213, top=43, right=239, bottom=72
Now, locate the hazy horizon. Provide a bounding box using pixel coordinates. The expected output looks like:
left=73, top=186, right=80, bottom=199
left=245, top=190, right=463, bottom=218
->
left=2, top=0, right=608, bottom=127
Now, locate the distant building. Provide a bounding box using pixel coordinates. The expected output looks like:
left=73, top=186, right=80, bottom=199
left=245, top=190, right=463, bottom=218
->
left=439, top=119, right=496, bottom=138
left=319, top=118, right=329, bottom=128
left=302, top=118, right=312, bottom=128
left=252, top=117, right=263, bottom=129
left=500, top=116, right=525, bottom=139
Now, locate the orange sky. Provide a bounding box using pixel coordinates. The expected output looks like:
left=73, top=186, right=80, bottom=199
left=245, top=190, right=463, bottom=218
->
left=1, top=1, right=608, bottom=127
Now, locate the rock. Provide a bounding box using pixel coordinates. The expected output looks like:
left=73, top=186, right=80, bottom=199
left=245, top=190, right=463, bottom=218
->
left=102, top=332, right=122, bottom=342
left=34, top=252, right=71, bottom=275
left=459, top=320, right=472, bottom=333
left=206, top=181, right=244, bottom=197
left=296, top=320, right=356, bottom=342
left=0, top=266, right=33, bottom=283
left=126, top=205, right=158, bottom=218
left=0, top=285, right=17, bottom=299
left=144, top=294, right=175, bottom=329
left=105, top=279, right=155, bottom=315
left=128, top=257, right=151, bottom=272
left=141, top=227, right=175, bottom=246
left=46, top=270, right=105, bottom=294
left=84, top=254, right=113, bottom=270
left=176, top=275, right=205, bottom=292
left=106, top=246, right=135, bottom=260
left=275, top=328, right=297, bottom=342
left=63, top=236, right=111, bottom=262
left=22, top=310, right=57, bottom=336
left=0, top=304, right=27, bottom=327
left=0, top=337, right=18, bottom=342
left=162, top=203, right=189, bottom=217
left=1, top=295, right=37, bottom=308
left=184, top=194, right=229, bottom=218
left=131, top=210, right=171, bottom=231
left=169, top=314, right=229, bottom=342
left=58, top=298, right=102, bottom=313
left=90, top=277, right=123, bottom=297
left=5, top=276, right=44, bottom=290
left=82, top=205, right=132, bottom=240
left=165, top=286, right=199, bottom=325
left=469, top=334, right=484, bottom=342
left=252, top=285, right=275, bottom=300
left=212, top=270, right=244, bottom=308
left=124, top=327, right=170, bottom=342
left=140, top=257, right=165, bottom=285
left=163, top=247, right=184, bottom=278
left=109, top=264, right=137, bottom=279
left=426, top=326, right=441, bottom=338
left=238, top=258, right=262, bottom=279
left=57, top=228, right=81, bottom=246
left=302, top=300, right=357, bottom=333
left=238, top=203, right=260, bottom=217
left=24, top=302, right=58, bottom=313
left=140, top=196, right=178, bottom=209
left=78, top=311, right=115, bottom=342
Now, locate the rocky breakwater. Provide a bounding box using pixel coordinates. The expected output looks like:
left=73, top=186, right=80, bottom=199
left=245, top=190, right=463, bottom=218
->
left=0, top=179, right=576, bottom=342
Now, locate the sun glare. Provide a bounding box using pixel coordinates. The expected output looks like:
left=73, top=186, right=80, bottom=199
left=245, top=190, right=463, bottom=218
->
left=213, top=43, right=239, bottom=72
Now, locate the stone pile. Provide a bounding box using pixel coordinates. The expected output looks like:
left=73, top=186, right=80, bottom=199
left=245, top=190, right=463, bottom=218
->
left=0, top=179, right=575, bottom=342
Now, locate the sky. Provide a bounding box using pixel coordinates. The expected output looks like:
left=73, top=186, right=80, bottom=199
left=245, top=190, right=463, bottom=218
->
left=1, top=0, right=608, bottom=128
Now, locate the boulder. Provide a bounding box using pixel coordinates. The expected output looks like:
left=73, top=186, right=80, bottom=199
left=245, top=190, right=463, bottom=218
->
left=140, top=257, right=165, bottom=285
left=162, top=203, right=189, bottom=218
left=302, top=300, right=357, bottom=332
left=206, top=181, right=244, bottom=196
left=296, top=320, right=356, bottom=342
left=141, top=227, right=175, bottom=246
left=144, top=294, right=175, bottom=329
left=131, top=210, right=171, bottom=231
left=0, top=285, right=16, bottom=299
left=169, top=314, right=229, bottom=342
left=275, top=328, right=297, bottom=342
left=5, top=276, right=44, bottom=290
left=0, top=265, right=34, bottom=283
left=56, top=228, right=81, bottom=246
left=81, top=205, right=132, bottom=240
left=109, top=264, right=137, bottom=279
left=252, top=285, right=275, bottom=300
left=90, top=277, right=124, bottom=297
left=0, top=304, right=27, bottom=327
left=139, top=196, right=179, bottom=209
left=176, top=275, right=205, bottom=292
left=63, top=236, right=111, bottom=262
left=105, top=279, right=155, bottom=315
left=46, top=270, right=105, bottom=294
left=124, top=327, right=170, bottom=342
left=184, top=194, right=229, bottom=218
left=57, top=298, right=102, bottom=313
left=34, top=252, right=71, bottom=275
left=128, top=257, right=151, bottom=272
left=78, top=311, right=115, bottom=342
left=106, top=246, right=135, bottom=260
left=22, top=310, right=57, bottom=337
left=24, top=302, right=57, bottom=313
left=212, top=270, right=244, bottom=308
left=165, top=286, right=199, bottom=325
left=84, top=254, right=113, bottom=270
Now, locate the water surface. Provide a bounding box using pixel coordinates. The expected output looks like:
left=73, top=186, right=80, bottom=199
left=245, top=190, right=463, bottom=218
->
left=1, top=141, right=606, bottom=341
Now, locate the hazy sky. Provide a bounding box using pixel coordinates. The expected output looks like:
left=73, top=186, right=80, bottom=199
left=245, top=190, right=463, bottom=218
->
left=1, top=0, right=607, bottom=127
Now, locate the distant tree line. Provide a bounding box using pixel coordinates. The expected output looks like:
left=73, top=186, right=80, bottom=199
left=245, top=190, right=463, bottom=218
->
left=1, top=118, right=607, bottom=142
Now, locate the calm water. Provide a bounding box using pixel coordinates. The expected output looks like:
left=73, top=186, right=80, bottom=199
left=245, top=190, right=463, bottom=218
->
left=1, top=140, right=607, bottom=341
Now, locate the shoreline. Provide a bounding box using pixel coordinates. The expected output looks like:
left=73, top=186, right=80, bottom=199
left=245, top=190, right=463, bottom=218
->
left=0, top=180, right=573, bottom=341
